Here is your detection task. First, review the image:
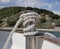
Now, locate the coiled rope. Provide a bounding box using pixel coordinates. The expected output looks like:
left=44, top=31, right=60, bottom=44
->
left=2, top=11, right=39, bottom=49
left=20, top=12, right=39, bottom=36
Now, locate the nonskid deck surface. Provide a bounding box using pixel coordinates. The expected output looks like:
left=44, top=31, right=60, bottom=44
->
left=0, top=31, right=60, bottom=49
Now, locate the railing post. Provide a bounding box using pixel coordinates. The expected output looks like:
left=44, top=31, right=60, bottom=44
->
left=26, top=36, right=43, bottom=49
left=26, top=36, right=36, bottom=49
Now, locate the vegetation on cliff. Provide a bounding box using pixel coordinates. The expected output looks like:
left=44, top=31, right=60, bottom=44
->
left=0, top=7, right=60, bottom=28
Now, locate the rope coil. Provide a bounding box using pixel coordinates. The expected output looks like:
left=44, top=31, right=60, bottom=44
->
left=2, top=11, right=39, bottom=49
left=20, top=12, right=39, bottom=36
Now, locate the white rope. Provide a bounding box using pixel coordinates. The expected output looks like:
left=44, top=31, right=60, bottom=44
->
left=2, top=19, right=22, bottom=49
left=20, top=12, right=39, bottom=36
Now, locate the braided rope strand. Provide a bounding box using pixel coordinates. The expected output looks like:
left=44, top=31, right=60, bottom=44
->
left=2, top=19, right=22, bottom=49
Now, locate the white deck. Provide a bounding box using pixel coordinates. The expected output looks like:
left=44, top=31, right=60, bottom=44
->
left=0, top=31, right=60, bottom=49
left=41, top=40, right=60, bottom=49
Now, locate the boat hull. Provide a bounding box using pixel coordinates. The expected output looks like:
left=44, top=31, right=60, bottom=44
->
left=8, top=33, right=60, bottom=49
left=0, top=32, right=60, bottom=49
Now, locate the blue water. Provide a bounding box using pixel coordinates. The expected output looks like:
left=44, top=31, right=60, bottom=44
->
left=0, top=31, right=60, bottom=37
left=50, top=32, right=60, bottom=37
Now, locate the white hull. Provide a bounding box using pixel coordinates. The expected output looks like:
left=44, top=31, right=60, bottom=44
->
left=0, top=32, right=60, bottom=49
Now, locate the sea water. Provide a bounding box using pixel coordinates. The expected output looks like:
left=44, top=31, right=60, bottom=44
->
left=50, top=32, right=60, bottom=37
